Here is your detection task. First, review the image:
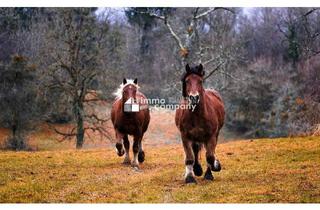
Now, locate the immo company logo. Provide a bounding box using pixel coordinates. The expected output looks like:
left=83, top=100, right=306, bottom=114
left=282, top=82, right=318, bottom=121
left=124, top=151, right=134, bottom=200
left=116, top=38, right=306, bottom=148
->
left=124, top=98, right=140, bottom=112
left=123, top=97, right=197, bottom=112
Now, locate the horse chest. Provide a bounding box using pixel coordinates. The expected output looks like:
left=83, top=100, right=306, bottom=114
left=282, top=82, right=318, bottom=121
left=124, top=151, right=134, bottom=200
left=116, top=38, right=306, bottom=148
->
left=116, top=118, right=140, bottom=135
left=182, top=116, right=213, bottom=142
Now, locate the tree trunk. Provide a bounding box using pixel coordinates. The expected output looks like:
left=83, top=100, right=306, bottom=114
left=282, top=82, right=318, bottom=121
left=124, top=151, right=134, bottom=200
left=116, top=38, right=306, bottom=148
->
left=12, top=123, right=16, bottom=139
left=75, top=101, right=85, bottom=149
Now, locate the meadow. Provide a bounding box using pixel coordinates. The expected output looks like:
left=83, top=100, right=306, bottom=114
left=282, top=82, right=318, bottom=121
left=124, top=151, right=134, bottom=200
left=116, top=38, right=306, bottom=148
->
left=0, top=110, right=319, bottom=203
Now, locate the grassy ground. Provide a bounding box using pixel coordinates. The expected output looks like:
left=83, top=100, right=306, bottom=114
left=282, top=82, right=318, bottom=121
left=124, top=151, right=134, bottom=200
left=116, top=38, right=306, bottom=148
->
left=0, top=136, right=319, bottom=203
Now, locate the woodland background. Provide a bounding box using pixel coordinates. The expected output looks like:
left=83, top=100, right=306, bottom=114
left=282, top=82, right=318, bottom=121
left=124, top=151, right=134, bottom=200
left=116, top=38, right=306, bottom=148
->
left=0, top=7, right=319, bottom=150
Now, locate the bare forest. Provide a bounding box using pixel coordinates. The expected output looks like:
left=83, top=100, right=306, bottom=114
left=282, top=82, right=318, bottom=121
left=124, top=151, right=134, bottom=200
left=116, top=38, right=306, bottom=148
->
left=0, top=7, right=320, bottom=150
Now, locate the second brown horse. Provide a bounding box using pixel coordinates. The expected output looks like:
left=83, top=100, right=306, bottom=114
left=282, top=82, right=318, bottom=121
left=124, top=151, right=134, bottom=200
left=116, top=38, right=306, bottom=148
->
left=175, top=64, right=225, bottom=183
left=111, top=78, right=150, bottom=168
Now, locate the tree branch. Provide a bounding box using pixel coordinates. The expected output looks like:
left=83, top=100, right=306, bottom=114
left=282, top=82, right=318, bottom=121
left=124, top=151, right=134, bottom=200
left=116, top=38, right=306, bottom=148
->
left=165, top=19, right=185, bottom=50
left=85, top=114, right=110, bottom=123
left=46, top=123, right=77, bottom=142
left=204, top=62, right=225, bottom=80
left=303, top=8, right=317, bottom=18
left=195, top=7, right=234, bottom=19
left=135, top=10, right=165, bottom=20
left=136, top=10, right=185, bottom=50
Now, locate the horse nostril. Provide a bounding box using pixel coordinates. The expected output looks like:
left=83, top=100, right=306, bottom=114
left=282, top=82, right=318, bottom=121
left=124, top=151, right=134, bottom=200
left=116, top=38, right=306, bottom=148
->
left=189, top=95, right=200, bottom=104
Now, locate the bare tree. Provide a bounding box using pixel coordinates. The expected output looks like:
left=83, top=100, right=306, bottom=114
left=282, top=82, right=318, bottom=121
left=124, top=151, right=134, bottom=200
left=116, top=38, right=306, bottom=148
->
left=44, top=8, right=111, bottom=149
left=134, top=8, right=235, bottom=78
left=277, top=8, right=320, bottom=64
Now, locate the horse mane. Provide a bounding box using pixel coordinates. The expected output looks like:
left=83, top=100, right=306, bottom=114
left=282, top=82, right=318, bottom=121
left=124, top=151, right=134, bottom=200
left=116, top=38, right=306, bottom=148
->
left=113, top=79, right=140, bottom=99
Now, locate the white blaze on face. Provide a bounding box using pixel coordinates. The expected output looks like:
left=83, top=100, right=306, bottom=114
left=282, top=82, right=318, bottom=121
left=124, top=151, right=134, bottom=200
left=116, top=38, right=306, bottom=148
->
left=113, top=79, right=140, bottom=99
left=189, top=91, right=199, bottom=97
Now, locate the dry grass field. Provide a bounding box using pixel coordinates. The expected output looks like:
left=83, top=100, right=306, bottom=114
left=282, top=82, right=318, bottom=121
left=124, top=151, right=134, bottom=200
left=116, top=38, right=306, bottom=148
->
left=0, top=110, right=320, bottom=203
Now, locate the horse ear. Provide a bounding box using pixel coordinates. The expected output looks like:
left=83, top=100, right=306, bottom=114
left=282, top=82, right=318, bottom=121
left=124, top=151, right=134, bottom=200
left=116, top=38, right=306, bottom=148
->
left=133, top=78, right=138, bottom=84
left=123, top=78, right=127, bottom=85
left=198, top=63, right=203, bottom=71
left=186, top=64, right=191, bottom=72
left=198, top=64, right=205, bottom=76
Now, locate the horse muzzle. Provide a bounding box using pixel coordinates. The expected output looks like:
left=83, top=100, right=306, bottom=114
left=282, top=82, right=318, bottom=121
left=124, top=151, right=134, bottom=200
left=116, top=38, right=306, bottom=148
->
left=189, top=94, right=200, bottom=106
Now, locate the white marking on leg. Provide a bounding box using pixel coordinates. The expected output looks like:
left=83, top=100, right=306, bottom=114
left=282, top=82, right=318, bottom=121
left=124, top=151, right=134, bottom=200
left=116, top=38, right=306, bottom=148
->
left=207, top=163, right=212, bottom=170
left=115, top=145, right=124, bottom=155
left=214, top=159, right=219, bottom=169
left=185, top=164, right=194, bottom=178
left=124, top=150, right=130, bottom=163
left=132, top=152, right=139, bottom=166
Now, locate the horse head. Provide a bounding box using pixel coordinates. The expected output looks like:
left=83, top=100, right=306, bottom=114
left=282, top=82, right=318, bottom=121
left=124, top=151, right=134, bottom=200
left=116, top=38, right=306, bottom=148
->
left=181, top=64, right=205, bottom=107
left=122, top=78, right=138, bottom=103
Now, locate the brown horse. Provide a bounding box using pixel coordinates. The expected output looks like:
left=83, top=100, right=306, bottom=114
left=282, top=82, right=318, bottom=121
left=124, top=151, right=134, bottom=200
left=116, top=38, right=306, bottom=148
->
left=175, top=64, right=225, bottom=183
left=111, top=78, right=150, bottom=168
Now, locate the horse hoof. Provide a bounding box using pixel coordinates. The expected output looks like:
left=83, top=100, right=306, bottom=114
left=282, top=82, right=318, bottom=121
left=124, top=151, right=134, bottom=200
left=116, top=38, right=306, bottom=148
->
left=131, top=161, right=139, bottom=169
left=117, top=150, right=125, bottom=157
left=193, top=163, right=203, bottom=176
left=204, top=168, right=214, bottom=181
left=212, top=159, right=221, bottom=172
left=138, top=151, right=145, bottom=163
left=122, top=158, right=131, bottom=165
left=185, top=175, right=197, bottom=184
left=116, top=143, right=124, bottom=156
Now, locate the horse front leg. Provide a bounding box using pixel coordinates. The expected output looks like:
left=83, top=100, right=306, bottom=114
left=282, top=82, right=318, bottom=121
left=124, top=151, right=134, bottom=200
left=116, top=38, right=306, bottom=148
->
left=115, top=130, right=125, bottom=157
left=182, top=138, right=197, bottom=184
left=132, top=135, right=142, bottom=168
left=138, top=137, right=145, bottom=163
left=204, top=137, right=221, bottom=181
left=123, top=135, right=130, bottom=165
left=192, top=142, right=203, bottom=176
